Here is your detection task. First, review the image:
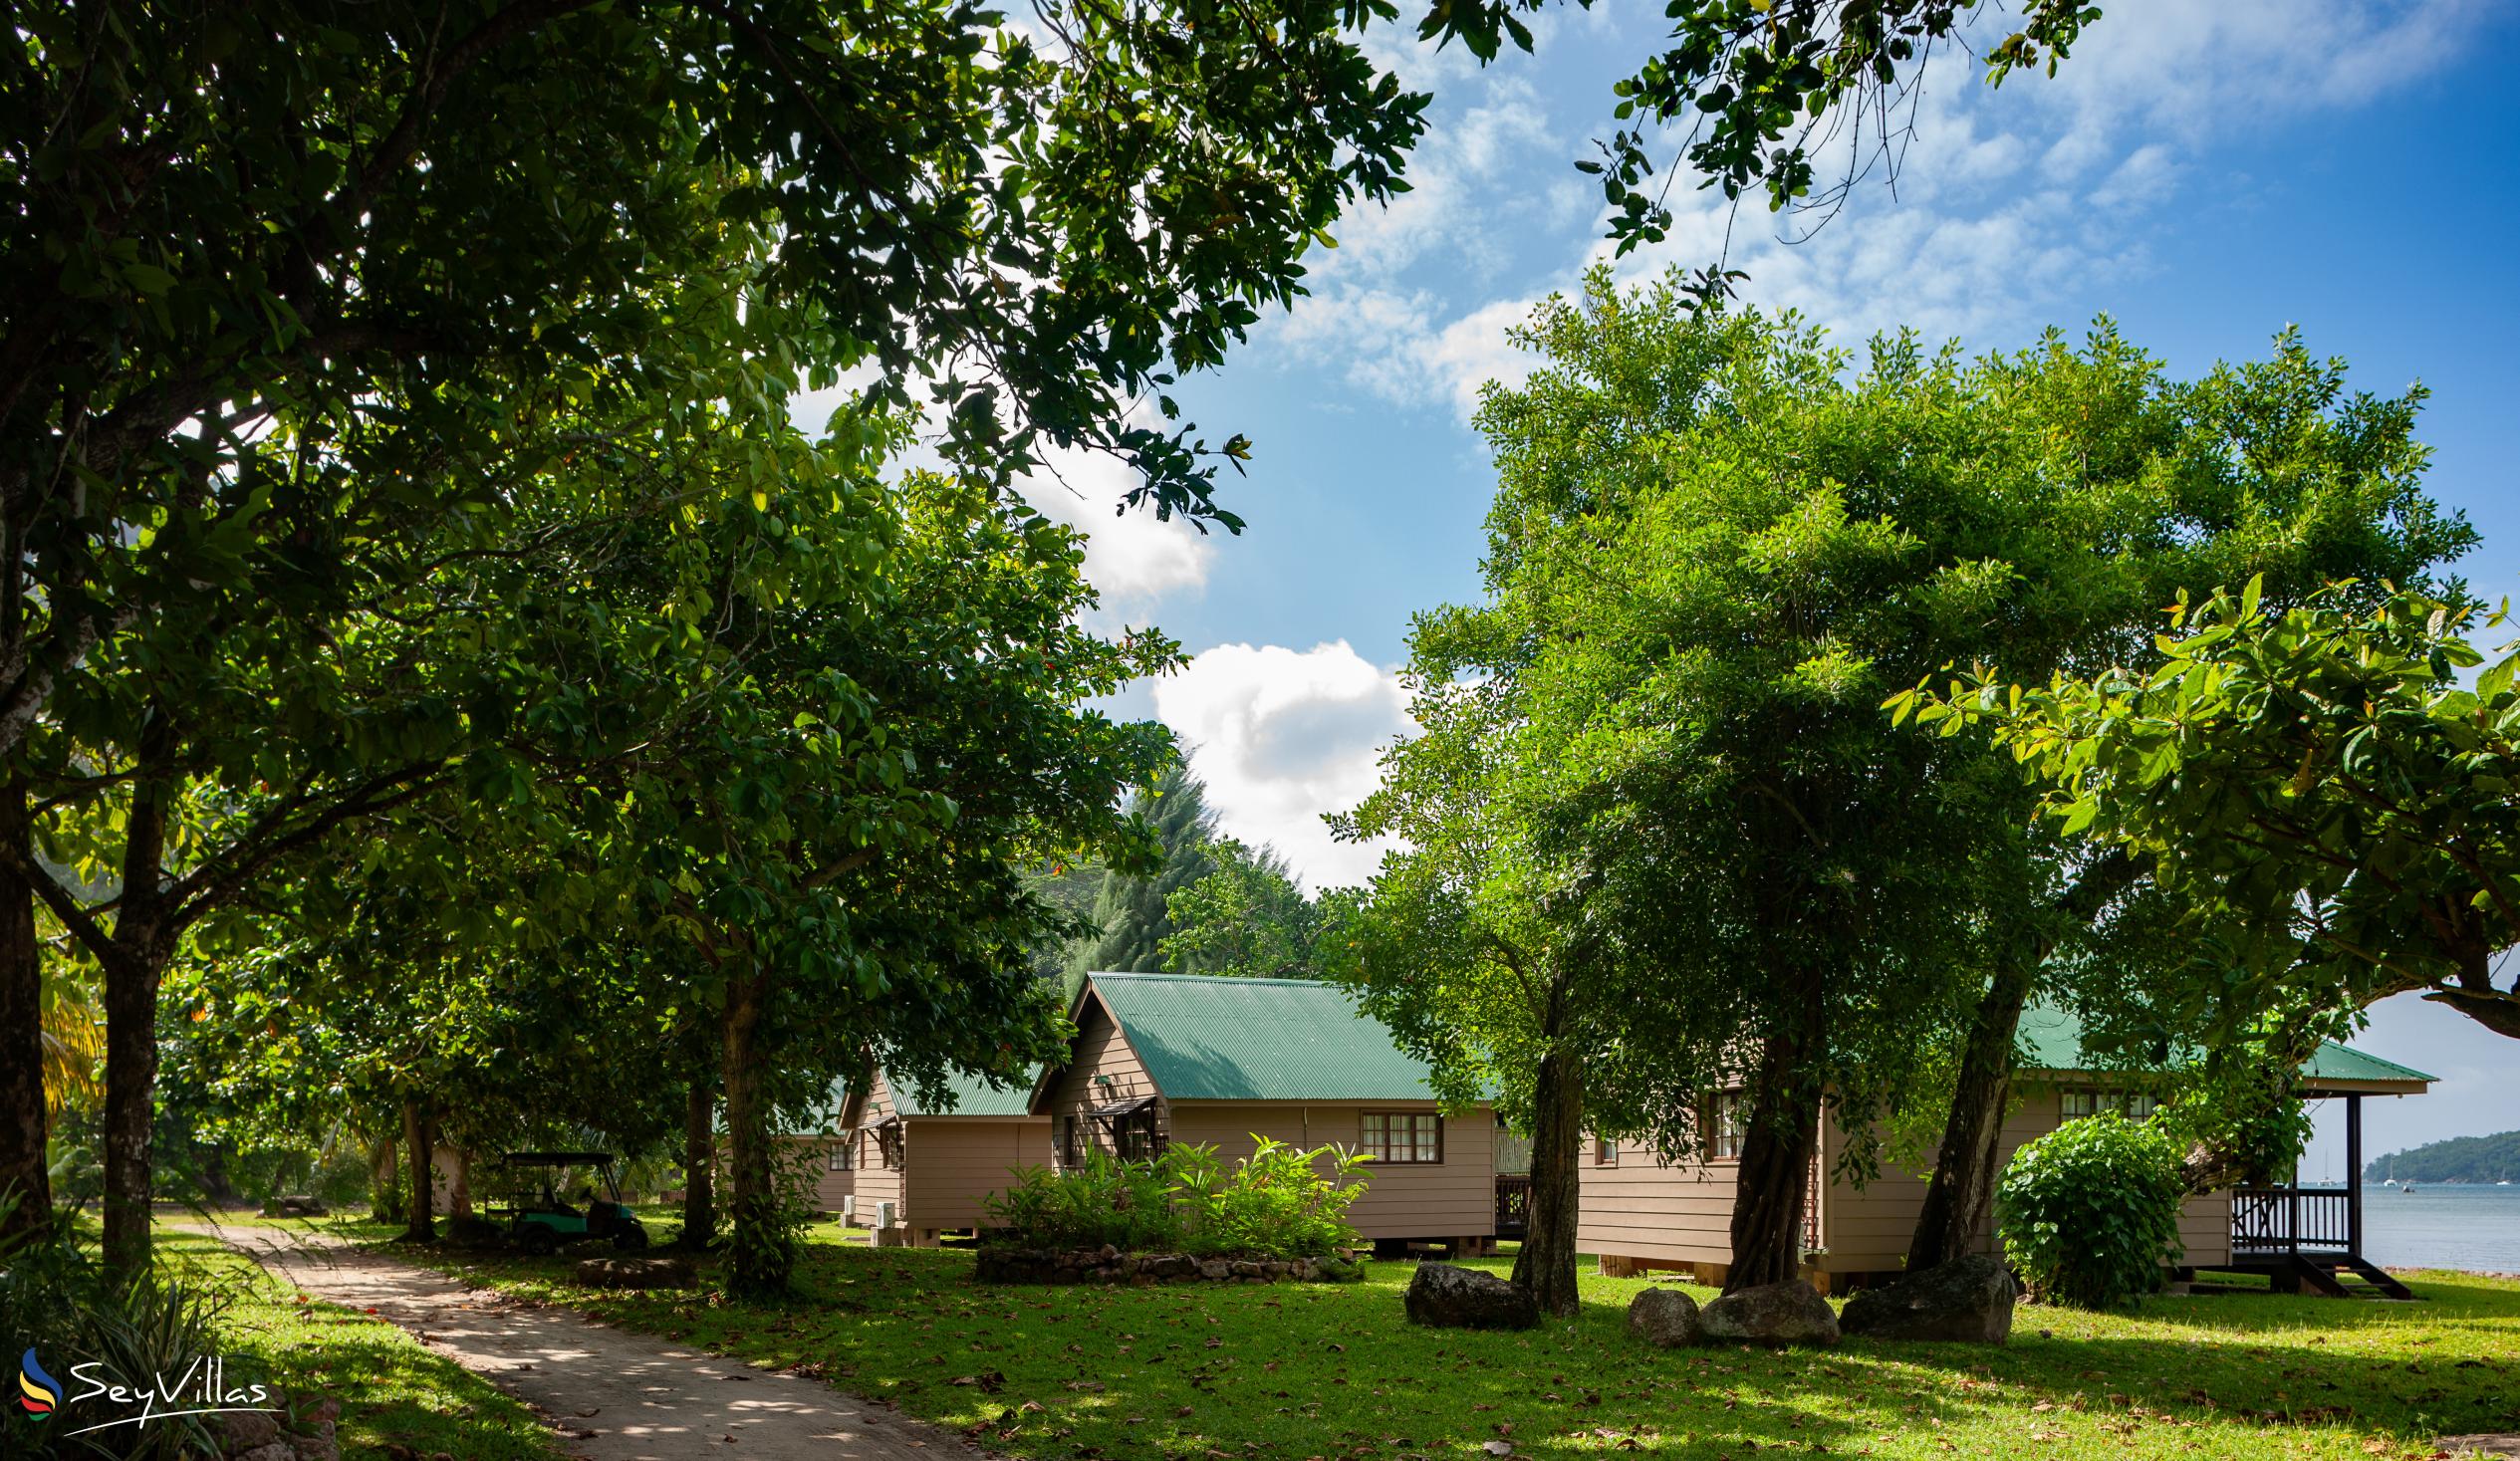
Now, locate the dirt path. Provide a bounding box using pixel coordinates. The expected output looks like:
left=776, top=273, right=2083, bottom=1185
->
left=196, top=1221, right=988, bottom=1461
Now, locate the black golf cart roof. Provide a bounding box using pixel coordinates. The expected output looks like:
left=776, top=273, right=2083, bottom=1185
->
left=499, top=1151, right=617, bottom=1165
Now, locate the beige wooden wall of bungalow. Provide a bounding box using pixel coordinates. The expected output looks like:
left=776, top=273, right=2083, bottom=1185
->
left=1577, top=1004, right=2434, bottom=1296
left=786, top=1069, right=1048, bottom=1248
left=1034, top=972, right=1501, bottom=1254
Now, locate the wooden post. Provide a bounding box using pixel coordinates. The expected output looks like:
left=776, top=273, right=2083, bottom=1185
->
left=2346, top=1094, right=2364, bottom=1259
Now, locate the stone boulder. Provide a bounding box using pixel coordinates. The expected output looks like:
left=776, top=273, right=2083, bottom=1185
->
left=574, top=1255, right=698, bottom=1290
left=1697, top=1280, right=1840, bottom=1347
left=1626, top=1287, right=1701, bottom=1348
left=1839, top=1255, right=2015, bottom=1343
left=1402, top=1263, right=1539, bottom=1331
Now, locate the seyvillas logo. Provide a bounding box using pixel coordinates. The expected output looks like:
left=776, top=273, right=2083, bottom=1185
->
left=17, top=1347, right=60, bottom=1417
left=11, top=1348, right=278, bottom=1437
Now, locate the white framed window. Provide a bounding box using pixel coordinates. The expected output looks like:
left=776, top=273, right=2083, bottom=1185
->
left=2062, top=1089, right=2158, bottom=1120
left=1708, top=1092, right=1748, bottom=1161
left=1361, top=1112, right=1443, bottom=1164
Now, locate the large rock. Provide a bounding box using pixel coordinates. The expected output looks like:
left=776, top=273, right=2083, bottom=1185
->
left=1626, top=1287, right=1701, bottom=1347
left=574, top=1255, right=698, bottom=1290
left=1402, top=1263, right=1539, bottom=1331
left=1839, top=1255, right=2015, bottom=1343
left=1697, top=1280, right=1840, bottom=1347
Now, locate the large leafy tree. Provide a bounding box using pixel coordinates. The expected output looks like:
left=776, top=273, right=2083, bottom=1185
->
left=1909, top=581, right=2520, bottom=1045
left=1351, top=267, right=2472, bottom=1305
left=0, top=0, right=1432, bottom=1256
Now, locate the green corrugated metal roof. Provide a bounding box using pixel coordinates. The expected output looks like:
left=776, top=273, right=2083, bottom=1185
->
left=1087, top=972, right=1442, bottom=1101
left=785, top=1066, right=1036, bottom=1135
left=887, top=1067, right=1038, bottom=1118
left=2014, top=1003, right=2434, bottom=1086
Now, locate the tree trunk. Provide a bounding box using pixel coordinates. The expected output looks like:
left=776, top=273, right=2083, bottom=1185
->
left=1725, top=979, right=1823, bottom=1294
left=448, top=1147, right=472, bottom=1221
left=99, top=725, right=179, bottom=1276
left=1905, top=958, right=2036, bottom=1272
left=1511, top=1042, right=1585, bottom=1318
left=398, top=1098, right=436, bottom=1243
left=369, top=1132, right=404, bottom=1224
left=721, top=965, right=784, bottom=1294
left=677, top=1078, right=717, bottom=1251
left=0, top=777, right=48, bottom=1246
left=99, top=940, right=165, bottom=1273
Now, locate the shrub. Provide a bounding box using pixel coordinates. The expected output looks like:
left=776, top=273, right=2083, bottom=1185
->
left=0, top=1210, right=245, bottom=1460
left=984, top=1139, right=1368, bottom=1259
left=1997, top=1111, right=2186, bottom=1310
left=983, top=1146, right=1183, bottom=1254
left=1170, top=1138, right=1370, bottom=1258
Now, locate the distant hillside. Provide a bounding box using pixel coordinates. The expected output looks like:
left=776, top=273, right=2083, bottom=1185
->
left=2366, top=1130, right=2520, bottom=1184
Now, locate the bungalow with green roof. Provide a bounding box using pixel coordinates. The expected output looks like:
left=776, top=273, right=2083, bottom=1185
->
left=1580, top=1004, right=2434, bottom=1298
left=792, top=1067, right=1049, bottom=1248
left=1031, top=972, right=1500, bottom=1253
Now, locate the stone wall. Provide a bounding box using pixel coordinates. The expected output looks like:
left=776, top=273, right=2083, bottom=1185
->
left=975, top=1245, right=1363, bottom=1286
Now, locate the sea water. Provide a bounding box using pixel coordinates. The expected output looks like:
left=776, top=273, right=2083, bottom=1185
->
left=2300, top=1183, right=2520, bottom=1273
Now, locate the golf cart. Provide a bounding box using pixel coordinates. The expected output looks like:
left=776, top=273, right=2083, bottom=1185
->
left=490, top=1151, right=649, bottom=1255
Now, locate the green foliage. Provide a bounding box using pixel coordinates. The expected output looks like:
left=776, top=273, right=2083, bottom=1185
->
left=3, top=0, right=1437, bottom=1269
left=0, top=1223, right=242, bottom=1460
left=1347, top=268, right=2468, bottom=1288
left=2370, top=1129, right=2520, bottom=1184
left=1903, top=582, right=2520, bottom=1046
left=984, top=1147, right=1185, bottom=1255
left=1064, top=765, right=1219, bottom=990
left=984, top=1139, right=1369, bottom=1259
left=1158, top=839, right=1360, bottom=980
left=1998, top=1112, right=2186, bottom=1311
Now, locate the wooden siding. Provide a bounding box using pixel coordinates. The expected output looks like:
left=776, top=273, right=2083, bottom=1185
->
left=1040, top=989, right=1168, bottom=1163
left=1167, top=1100, right=1497, bottom=1242
left=904, top=1117, right=1053, bottom=1233
left=1573, top=1141, right=1742, bottom=1269
left=850, top=1070, right=904, bottom=1216
left=1581, top=1081, right=2237, bottom=1279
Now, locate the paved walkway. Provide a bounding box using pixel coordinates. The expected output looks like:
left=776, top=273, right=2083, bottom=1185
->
left=197, top=1221, right=987, bottom=1461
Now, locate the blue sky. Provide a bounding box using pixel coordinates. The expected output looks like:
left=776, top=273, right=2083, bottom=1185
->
left=988, top=0, right=2520, bottom=1155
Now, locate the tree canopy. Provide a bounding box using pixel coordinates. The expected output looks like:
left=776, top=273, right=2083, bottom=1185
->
left=1346, top=265, right=2474, bottom=1305
left=0, top=0, right=1435, bottom=1264
left=1906, top=581, right=2520, bottom=1045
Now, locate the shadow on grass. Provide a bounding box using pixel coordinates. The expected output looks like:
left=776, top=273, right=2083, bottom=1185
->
left=376, top=1230, right=2520, bottom=1458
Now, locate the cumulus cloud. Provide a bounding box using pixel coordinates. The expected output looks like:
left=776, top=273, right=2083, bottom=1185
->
left=1276, top=0, right=2486, bottom=420
left=1014, top=446, right=1215, bottom=621
left=1150, top=641, right=1416, bottom=889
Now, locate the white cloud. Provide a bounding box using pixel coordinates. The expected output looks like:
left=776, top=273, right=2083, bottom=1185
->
left=1273, top=0, right=2486, bottom=420
left=1151, top=641, right=1416, bottom=889
left=1015, top=446, right=1215, bottom=621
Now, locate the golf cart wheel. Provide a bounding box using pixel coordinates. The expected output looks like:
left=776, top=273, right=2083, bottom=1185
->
left=614, top=1223, right=649, bottom=1253
left=518, top=1225, right=559, bottom=1257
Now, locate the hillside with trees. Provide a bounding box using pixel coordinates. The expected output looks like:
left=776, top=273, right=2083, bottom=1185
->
left=2368, top=1131, right=2520, bottom=1184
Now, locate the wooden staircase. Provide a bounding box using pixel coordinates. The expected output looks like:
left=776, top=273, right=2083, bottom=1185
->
left=2278, top=1253, right=2414, bottom=1300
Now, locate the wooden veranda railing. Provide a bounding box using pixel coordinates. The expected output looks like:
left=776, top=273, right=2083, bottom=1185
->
left=1494, top=1174, right=1532, bottom=1239
left=2231, top=1186, right=2355, bottom=1256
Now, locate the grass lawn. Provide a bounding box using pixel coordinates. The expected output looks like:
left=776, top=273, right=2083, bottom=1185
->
left=360, top=1218, right=2520, bottom=1460
left=155, top=1221, right=566, bottom=1460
